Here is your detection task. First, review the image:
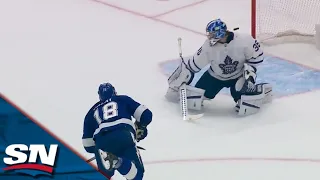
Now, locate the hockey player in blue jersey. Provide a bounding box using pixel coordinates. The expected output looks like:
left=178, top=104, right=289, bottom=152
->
left=82, top=83, right=152, bottom=180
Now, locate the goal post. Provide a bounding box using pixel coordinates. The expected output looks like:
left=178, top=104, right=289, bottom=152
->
left=251, top=0, right=320, bottom=46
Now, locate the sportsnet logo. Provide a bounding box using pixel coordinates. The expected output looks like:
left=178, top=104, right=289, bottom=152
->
left=2, top=144, right=58, bottom=176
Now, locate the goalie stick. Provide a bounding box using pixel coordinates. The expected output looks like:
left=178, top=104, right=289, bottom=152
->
left=86, top=146, right=146, bottom=163
left=177, top=37, right=203, bottom=121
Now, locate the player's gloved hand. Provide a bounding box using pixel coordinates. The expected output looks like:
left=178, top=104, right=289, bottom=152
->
left=167, top=59, right=194, bottom=91
left=243, top=63, right=257, bottom=84
left=134, top=122, right=148, bottom=142
left=241, top=64, right=258, bottom=93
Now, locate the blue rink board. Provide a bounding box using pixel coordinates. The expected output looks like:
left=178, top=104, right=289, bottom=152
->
left=160, top=56, right=320, bottom=97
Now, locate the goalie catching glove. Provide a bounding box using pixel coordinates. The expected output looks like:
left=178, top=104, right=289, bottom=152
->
left=135, top=121, right=148, bottom=142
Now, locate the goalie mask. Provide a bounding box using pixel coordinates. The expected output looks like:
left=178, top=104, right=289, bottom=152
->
left=206, top=18, right=227, bottom=45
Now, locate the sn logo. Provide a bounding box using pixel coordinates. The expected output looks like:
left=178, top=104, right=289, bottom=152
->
left=3, top=144, right=59, bottom=175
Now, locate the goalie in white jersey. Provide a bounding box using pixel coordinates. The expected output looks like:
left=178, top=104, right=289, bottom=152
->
left=166, top=19, right=272, bottom=116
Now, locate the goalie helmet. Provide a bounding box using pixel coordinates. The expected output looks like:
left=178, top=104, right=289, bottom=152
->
left=98, top=83, right=117, bottom=101
left=206, top=18, right=227, bottom=43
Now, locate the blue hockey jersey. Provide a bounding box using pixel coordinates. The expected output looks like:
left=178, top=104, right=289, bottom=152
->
left=82, top=95, right=152, bottom=153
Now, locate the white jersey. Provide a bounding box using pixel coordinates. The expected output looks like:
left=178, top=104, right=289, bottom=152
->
left=186, top=32, right=264, bottom=81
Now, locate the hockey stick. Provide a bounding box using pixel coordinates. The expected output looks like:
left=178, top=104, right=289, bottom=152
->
left=86, top=156, right=96, bottom=163
left=86, top=146, right=146, bottom=163
left=177, top=38, right=204, bottom=121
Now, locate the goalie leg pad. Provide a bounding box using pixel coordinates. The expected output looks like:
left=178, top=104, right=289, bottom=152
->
left=261, top=83, right=273, bottom=104
left=165, top=87, right=180, bottom=103
left=237, top=83, right=272, bottom=116
left=185, top=85, right=205, bottom=110
left=166, top=84, right=205, bottom=111
left=179, top=83, right=204, bottom=121
left=237, top=93, right=264, bottom=116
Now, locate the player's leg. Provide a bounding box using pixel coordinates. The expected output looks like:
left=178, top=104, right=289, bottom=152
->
left=94, top=149, right=115, bottom=178
left=119, top=145, right=145, bottom=180
left=227, top=64, right=273, bottom=115
left=231, top=76, right=273, bottom=115
left=94, top=130, right=132, bottom=178
left=95, top=130, right=144, bottom=180
left=229, top=77, right=243, bottom=103
left=195, top=71, right=225, bottom=99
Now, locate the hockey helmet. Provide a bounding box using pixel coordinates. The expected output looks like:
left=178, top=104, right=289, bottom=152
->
left=98, top=83, right=117, bottom=101
left=206, top=18, right=227, bottom=41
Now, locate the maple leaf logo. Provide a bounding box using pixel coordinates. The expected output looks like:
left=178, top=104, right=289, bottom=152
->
left=219, top=56, right=239, bottom=74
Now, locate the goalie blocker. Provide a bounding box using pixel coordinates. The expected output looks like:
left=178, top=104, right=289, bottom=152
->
left=165, top=59, right=273, bottom=116
left=165, top=59, right=205, bottom=111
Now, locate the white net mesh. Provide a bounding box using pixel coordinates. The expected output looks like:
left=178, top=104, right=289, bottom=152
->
left=255, top=0, right=320, bottom=45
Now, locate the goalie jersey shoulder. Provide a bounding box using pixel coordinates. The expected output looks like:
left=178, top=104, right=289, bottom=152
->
left=233, top=33, right=264, bottom=65
left=185, top=39, right=212, bottom=73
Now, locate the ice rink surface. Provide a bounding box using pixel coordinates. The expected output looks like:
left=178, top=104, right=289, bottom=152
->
left=1, top=0, right=320, bottom=179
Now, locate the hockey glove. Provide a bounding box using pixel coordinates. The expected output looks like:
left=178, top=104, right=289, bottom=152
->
left=167, top=59, right=194, bottom=91
left=241, top=64, right=258, bottom=93
left=134, top=122, right=148, bottom=142
left=244, top=63, right=257, bottom=84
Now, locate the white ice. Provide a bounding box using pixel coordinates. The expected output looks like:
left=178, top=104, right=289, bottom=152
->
left=1, top=0, right=320, bottom=179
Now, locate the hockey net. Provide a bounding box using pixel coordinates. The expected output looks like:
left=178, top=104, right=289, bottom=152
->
left=252, top=0, right=320, bottom=46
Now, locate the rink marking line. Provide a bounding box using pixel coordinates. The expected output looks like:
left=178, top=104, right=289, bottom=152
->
left=89, top=0, right=320, bottom=72
left=89, top=0, right=204, bottom=36
left=277, top=88, right=320, bottom=99
left=151, top=0, right=209, bottom=18
left=103, top=157, right=320, bottom=180
left=145, top=157, right=320, bottom=165
left=90, top=0, right=148, bottom=17
left=265, top=53, right=320, bottom=72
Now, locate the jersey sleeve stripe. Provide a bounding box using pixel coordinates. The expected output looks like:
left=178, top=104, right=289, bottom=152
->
left=246, top=59, right=264, bottom=64
left=187, top=57, right=202, bottom=73
left=187, top=59, right=197, bottom=73
left=246, top=52, right=264, bottom=61
left=133, top=105, right=147, bottom=122
left=246, top=52, right=264, bottom=64
left=192, top=57, right=201, bottom=71
left=82, top=138, right=95, bottom=147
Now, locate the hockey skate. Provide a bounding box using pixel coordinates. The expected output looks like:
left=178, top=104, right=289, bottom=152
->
left=99, top=150, right=121, bottom=170
left=234, top=101, right=240, bottom=112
